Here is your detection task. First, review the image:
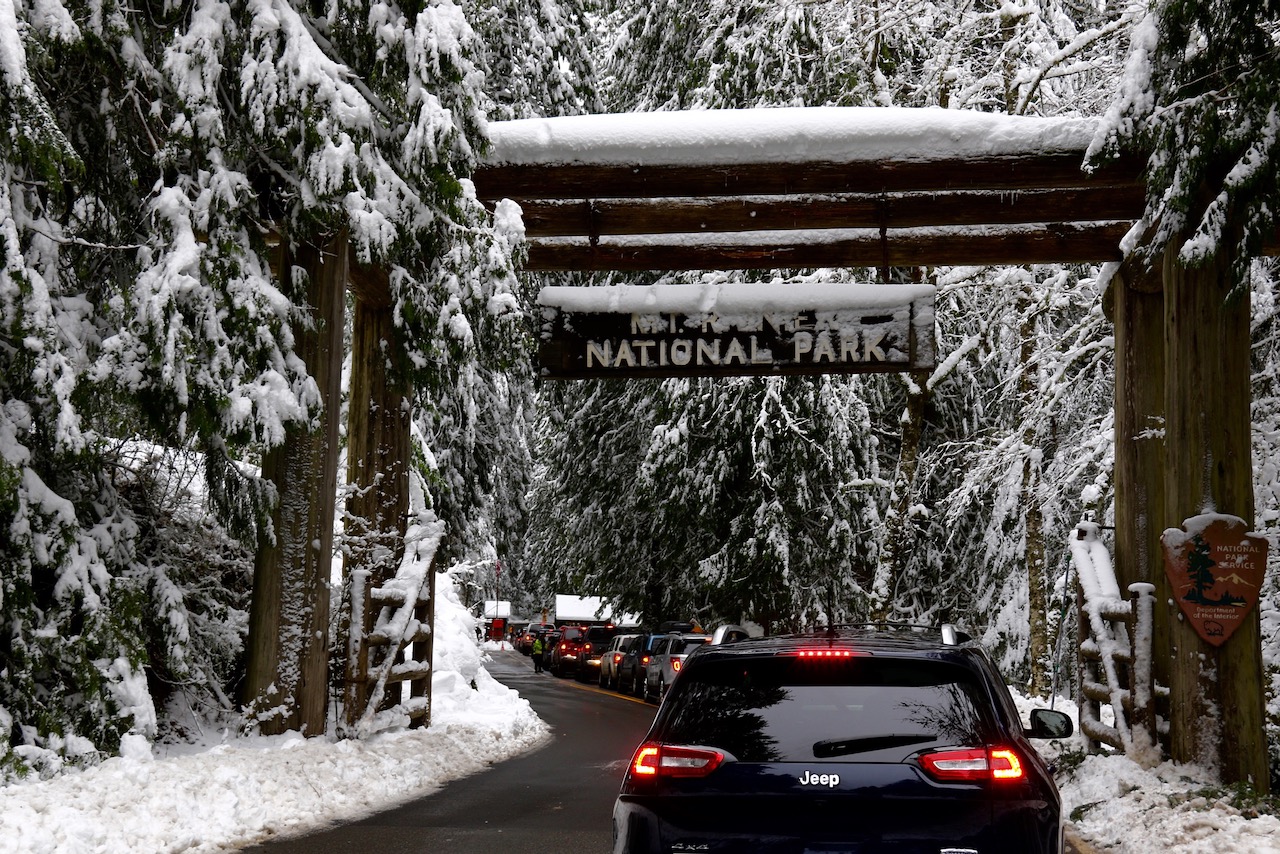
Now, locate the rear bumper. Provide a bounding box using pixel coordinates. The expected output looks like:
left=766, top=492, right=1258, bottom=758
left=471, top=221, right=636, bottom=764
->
left=613, top=797, right=1059, bottom=854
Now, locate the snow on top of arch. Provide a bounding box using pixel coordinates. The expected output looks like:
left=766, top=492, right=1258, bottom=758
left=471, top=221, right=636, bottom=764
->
left=539, top=281, right=935, bottom=315
left=485, top=107, right=1100, bottom=167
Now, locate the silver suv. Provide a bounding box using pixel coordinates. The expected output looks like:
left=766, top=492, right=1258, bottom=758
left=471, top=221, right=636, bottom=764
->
left=642, top=633, right=711, bottom=704
left=599, top=633, right=639, bottom=689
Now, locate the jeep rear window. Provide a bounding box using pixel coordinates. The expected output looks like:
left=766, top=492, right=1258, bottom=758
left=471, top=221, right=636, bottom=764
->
left=657, top=657, right=996, bottom=763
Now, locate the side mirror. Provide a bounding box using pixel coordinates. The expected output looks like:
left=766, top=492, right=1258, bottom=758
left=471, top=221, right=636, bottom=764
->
left=1027, top=708, right=1074, bottom=739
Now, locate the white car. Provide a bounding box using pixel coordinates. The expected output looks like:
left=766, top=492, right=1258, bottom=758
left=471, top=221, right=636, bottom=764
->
left=599, top=633, right=639, bottom=689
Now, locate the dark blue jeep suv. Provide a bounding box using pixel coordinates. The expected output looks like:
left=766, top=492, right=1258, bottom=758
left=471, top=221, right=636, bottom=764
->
left=613, top=625, right=1073, bottom=854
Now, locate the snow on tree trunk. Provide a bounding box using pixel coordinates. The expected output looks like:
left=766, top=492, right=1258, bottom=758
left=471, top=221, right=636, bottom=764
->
left=244, top=234, right=347, bottom=737
left=1110, top=263, right=1171, bottom=703
left=343, top=283, right=413, bottom=727
left=1018, top=294, right=1051, bottom=698
left=870, top=374, right=928, bottom=621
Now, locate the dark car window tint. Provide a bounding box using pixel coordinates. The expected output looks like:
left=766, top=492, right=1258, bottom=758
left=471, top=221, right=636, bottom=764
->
left=587, top=627, right=612, bottom=643
left=659, top=657, right=995, bottom=762
left=675, top=637, right=710, bottom=654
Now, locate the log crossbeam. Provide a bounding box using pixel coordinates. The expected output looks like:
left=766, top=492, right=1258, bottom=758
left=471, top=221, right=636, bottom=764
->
left=524, top=222, right=1131, bottom=271
left=473, top=154, right=1147, bottom=201
left=474, top=151, right=1152, bottom=270
left=514, top=187, right=1146, bottom=238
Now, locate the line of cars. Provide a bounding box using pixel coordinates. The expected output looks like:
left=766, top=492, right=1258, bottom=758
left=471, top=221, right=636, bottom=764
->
left=601, top=622, right=751, bottom=703
left=519, top=617, right=1074, bottom=851
left=516, top=620, right=751, bottom=703
left=515, top=622, right=619, bottom=681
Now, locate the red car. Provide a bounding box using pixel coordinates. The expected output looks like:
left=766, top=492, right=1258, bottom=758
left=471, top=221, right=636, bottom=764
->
left=549, top=625, right=588, bottom=677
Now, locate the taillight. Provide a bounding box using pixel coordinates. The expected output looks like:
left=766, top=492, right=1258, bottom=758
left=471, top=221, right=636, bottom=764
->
left=990, top=749, right=1024, bottom=779
left=583, top=643, right=593, bottom=653
left=671, top=658, right=683, bottom=672
left=629, top=742, right=724, bottom=779
left=641, top=655, right=651, bottom=665
left=560, top=643, right=568, bottom=651
left=613, top=653, right=624, bottom=663
left=918, top=747, right=1025, bottom=782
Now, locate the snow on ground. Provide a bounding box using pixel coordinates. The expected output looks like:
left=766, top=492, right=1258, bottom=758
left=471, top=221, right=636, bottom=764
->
left=1011, top=694, right=1280, bottom=853
left=2, top=640, right=1278, bottom=852
left=0, top=577, right=550, bottom=854
left=0, top=663, right=547, bottom=853
left=1062, top=753, right=1280, bottom=852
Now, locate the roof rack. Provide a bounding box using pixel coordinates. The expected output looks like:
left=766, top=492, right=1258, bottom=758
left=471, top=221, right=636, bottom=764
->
left=803, top=622, right=972, bottom=645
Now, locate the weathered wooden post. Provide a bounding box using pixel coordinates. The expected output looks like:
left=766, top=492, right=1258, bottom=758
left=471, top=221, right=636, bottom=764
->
left=1162, top=234, right=1269, bottom=791
left=1127, top=582, right=1158, bottom=755
left=343, top=260, right=415, bottom=730
left=244, top=229, right=348, bottom=736
left=1109, top=263, right=1170, bottom=721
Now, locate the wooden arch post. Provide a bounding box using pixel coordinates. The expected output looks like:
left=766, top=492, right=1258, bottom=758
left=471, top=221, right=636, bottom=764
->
left=1110, top=261, right=1169, bottom=695
left=1162, top=235, right=1269, bottom=790
left=342, top=261, right=420, bottom=731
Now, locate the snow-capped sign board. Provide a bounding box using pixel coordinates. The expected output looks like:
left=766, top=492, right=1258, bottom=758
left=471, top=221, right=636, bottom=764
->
left=1161, top=515, right=1267, bottom=647
left=537, top=282, right=935, bottom=379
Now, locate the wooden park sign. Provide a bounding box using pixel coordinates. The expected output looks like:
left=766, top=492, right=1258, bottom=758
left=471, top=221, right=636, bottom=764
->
left=1161, top=514, right=1267, bottom=647
left=537, top=282, right=935, bottom=380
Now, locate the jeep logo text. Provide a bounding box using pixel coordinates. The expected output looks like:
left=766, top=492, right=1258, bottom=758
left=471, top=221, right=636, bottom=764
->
left=799, top=770, right=840, bottom=787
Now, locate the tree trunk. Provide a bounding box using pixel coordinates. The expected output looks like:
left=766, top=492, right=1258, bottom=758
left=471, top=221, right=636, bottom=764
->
left=1163, top=236, right=1269, bottom=791
left=870, top=373, right=928, bottom=621
left=1110, top=265, right=1170, bottom=712
left=243, top=230, right=347, bottom=736
left=1019, top=292, right=1050, bottom=698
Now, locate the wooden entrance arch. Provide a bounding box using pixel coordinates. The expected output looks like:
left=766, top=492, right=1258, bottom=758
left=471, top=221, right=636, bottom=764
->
left=470, top=107, right=1278, bottom=788
left=473, top=108, right=1147, bottom=272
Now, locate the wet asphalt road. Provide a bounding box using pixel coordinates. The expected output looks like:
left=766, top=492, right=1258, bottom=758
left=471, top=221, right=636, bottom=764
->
left=241, top=648, right=656, bottom=853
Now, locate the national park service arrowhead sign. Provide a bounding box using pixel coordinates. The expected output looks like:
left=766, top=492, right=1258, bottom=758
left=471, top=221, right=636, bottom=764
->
left=1161, top=514, right=1268, bottom=647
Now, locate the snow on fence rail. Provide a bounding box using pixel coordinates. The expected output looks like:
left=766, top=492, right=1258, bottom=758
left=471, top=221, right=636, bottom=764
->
left=341, top=499, right=444, bottom=739
left=1071, top=521, right=1162, bottom=767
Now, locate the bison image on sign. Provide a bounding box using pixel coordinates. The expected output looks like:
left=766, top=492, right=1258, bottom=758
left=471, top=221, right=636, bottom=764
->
left=537, top=282, right=935, bottom=380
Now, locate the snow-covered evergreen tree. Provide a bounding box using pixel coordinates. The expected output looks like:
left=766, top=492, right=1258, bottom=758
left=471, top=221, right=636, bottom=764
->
left=466, top=0, right=601, bottom=120
left=421, top=0, right=600, bottom=583
left=1247, top=257, right=1280, bottom=780
left=1, top=0, right=526, bottom=763
left=1091, top=0, right=1279, bottom=278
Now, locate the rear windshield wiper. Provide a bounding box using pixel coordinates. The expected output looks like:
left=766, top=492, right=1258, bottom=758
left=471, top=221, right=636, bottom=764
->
left=812, top=733, right=935, bottom=758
